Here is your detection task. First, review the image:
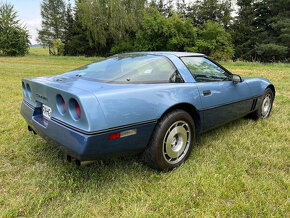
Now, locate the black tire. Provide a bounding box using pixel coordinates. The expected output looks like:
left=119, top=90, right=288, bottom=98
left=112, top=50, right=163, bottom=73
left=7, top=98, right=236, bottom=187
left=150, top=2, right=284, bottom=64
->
left=250, top=88, right=274, bottom=120
left=142, top=109, right=195, bottom=171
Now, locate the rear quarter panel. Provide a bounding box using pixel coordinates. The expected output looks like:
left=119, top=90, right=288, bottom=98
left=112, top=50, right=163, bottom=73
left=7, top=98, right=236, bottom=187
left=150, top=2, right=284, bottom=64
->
left=95, top=83, right=202, bottom=128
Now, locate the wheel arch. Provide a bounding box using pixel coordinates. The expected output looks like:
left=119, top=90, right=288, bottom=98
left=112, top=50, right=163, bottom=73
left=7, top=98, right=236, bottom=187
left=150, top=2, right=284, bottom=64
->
left=158, top=103, right=201, bottom=135
left=267, top=84, right=275, bottom=98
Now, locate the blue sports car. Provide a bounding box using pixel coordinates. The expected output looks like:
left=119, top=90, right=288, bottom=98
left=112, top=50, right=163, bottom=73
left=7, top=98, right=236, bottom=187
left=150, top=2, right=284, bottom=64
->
left=21, top=52, right=275, bottom=171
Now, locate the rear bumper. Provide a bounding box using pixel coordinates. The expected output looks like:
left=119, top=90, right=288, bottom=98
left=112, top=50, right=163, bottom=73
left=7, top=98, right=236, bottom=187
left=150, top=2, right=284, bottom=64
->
left=20, top=101, right=156, bottom=161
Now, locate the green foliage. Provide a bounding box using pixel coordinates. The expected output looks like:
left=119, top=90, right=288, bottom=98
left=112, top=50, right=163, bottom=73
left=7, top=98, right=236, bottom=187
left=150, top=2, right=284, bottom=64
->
left=52, top=39, right=64, bottom=56
left=231, top=0, right=290, bottom=62
left=0, top=3, right=30, bottom=56
left=230, top=0, right=256, bottom=61
left=186, top=21, right=234, bottom=60
left=110, top=41, right=135, bottom=54
left=256, top=43, right=288, bottom=62
left=136, top=9, right=196, bottom=51
left=33, top=0, right=290, bottom=62
left=77, top=0, right=146, bottom=56
left=187, top=0, right=232, bottom=28
left=149, top=0, right=174, bottom=17
left=38, top=0, right=66, bottom=48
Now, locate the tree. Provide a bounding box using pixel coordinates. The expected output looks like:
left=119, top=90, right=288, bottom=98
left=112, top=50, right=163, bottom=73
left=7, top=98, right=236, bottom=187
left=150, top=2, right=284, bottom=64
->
left=230, top=0, right=256, bottom=60
left=135, top=8, right=196, bottom=51
left=253, top=0, right=290, bottom=62
left=0, top=3, right=30, bottom=56
left=38, top=0, right=66, bottom=55
left=149, top=0, right=174, bottom=17
left=63, top=0, right=96, bottom=56
left=231, top=0, right=290, bottom=62
left=186, top=21, right=234, bottom=60
left=186, top=0, right=232, bottom=28
left=77, top=0, right=146, bottom=55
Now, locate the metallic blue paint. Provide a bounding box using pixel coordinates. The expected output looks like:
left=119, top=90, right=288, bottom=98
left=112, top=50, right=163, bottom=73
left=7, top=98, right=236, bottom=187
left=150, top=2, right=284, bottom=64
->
left=21, top=101, right=156, bottom=160
left=20, top=52, right=275, bottom=160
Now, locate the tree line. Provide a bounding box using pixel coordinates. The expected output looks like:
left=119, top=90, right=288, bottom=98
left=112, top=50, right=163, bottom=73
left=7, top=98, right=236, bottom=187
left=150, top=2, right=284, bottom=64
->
left=0, top=0, right=289, bottom=62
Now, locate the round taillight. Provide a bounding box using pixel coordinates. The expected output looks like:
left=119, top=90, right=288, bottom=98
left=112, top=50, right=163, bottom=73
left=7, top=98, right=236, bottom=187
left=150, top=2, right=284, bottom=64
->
left=56, top=95, right=66, bottom=115
left=69, top=98, right=81, bottom=120
left=75, top=101, right=81, bottom=118
left=22, top=82, right=26, bottom=97
left=62, top=98, right=66, bottom=112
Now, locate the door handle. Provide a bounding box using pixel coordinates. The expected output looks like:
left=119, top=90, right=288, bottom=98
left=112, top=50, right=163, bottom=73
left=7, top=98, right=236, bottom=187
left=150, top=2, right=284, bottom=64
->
left=203, top=90, right=211, bottom=95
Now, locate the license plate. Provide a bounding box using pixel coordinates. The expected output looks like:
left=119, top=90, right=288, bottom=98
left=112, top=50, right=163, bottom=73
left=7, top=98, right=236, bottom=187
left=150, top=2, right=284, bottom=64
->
left=42, top=104, right=52, bottom=120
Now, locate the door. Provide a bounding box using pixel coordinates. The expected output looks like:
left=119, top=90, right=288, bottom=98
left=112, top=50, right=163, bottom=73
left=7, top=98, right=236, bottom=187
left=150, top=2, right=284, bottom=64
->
left=181, top=57, right=253, bottom=130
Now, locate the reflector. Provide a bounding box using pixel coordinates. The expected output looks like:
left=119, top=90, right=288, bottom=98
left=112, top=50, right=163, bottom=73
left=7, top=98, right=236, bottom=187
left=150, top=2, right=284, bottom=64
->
left=109, top=132, right=120, bottom=140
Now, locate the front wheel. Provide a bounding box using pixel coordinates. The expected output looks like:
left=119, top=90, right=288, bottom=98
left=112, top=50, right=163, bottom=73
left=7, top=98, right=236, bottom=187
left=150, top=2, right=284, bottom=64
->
left=250, top=88, right=274, bottom=120
left=142, top=109, right=195, bottom=171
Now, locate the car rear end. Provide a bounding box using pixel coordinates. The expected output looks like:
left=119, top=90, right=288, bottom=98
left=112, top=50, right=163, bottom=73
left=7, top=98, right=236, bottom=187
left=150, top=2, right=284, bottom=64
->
left=20, top=76, right=153, bottom=163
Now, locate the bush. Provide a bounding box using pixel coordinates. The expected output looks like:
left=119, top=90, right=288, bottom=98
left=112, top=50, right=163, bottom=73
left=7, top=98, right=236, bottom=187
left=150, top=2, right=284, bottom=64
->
left=52, top=39, right=64, bottom=56
left=186, top=21, right=234, bottom=60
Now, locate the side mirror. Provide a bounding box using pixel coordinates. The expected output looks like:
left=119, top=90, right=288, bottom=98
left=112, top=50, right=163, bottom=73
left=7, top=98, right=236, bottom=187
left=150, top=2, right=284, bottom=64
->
left=232, top=74, right=242, bottom=84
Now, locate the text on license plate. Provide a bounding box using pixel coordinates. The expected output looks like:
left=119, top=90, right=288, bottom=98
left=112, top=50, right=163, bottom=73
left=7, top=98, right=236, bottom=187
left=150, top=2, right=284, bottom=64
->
left=42, top=104, right=52, bottom=120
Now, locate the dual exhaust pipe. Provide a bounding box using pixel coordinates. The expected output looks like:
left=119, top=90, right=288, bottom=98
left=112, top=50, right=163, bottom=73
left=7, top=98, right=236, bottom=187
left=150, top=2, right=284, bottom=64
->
left=66, top=154, right=95, bottom=167
left=28, top=125, right=37, bottom=135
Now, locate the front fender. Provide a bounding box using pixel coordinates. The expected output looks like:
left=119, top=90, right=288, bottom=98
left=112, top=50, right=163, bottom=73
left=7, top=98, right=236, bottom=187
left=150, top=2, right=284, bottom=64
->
left=243, top=77, right=274, bottom=97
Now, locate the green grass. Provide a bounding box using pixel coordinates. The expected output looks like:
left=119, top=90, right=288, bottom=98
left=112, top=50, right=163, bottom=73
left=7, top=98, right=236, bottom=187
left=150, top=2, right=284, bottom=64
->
left=0, top=47, right=289, bottom=217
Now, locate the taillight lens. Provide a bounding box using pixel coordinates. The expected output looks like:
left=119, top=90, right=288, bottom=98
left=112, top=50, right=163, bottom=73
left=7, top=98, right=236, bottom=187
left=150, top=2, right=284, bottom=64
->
left=69, top=98, right=81, bottom=120
left=75, top=101, right=81, bottom=118
left=56, top=95, right=66, bottom=115
left=62, top=97, right=66, bottom=112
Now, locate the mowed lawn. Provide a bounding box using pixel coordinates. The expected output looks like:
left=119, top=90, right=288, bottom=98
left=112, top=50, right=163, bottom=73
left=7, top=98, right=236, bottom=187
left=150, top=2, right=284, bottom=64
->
left=0, top=47, right=289, bottom=217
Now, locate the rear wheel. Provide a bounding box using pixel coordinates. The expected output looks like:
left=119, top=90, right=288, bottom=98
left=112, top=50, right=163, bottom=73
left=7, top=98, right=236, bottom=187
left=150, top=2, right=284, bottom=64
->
left=250, top=88, right=274, bottom=120
left=142, top=109, right=195, bottom=171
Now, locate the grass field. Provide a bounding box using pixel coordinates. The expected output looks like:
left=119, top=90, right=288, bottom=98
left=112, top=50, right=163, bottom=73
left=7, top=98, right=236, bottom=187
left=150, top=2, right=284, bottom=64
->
left=0, top=47, right=289, bottom=217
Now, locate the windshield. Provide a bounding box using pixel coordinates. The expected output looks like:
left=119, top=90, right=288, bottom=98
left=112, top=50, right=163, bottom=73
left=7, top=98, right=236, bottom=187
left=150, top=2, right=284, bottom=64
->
left=66, top=54, right=183, bottom=84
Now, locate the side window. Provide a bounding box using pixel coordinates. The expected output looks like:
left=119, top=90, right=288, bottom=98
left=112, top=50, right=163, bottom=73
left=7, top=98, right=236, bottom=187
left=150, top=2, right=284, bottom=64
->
left=181, top=57, right=231, bottom=82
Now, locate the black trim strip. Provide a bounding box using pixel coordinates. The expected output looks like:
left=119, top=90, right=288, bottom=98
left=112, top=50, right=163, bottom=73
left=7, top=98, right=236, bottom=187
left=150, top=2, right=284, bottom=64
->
left=23, top=100, right=35, bottom=109
left=51, top=117, right=157, bottom=135
left=199, top=95, right=262, bottom=111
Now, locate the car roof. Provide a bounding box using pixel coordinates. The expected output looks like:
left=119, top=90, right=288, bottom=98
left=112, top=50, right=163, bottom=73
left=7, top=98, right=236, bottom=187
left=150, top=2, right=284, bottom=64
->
left=119, top=51, right=205, bottom=57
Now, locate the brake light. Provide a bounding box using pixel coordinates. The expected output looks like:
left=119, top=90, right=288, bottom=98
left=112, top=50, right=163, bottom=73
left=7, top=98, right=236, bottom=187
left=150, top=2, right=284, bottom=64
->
left=75, top=101, right=81, bottom=118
